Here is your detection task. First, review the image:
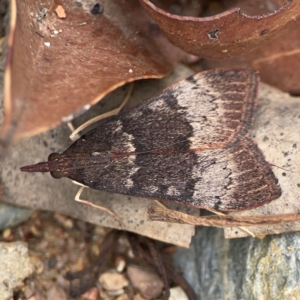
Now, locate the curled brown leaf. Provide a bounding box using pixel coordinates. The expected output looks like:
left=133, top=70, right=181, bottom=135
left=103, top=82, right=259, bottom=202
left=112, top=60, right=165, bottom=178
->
left=140, top=0, right=300, bottom=59
left=2, top=0, right=184, bottom=140
left=202, top=22, right=300, bottom=93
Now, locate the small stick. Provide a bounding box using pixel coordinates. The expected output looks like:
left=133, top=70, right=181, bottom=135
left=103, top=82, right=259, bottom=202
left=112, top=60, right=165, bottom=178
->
left=153, top=202, right=252, bottom=237
left=154, top=200, right=168, bottom=209
left=206, top=208, right=256, bottom=237
left=148, top=205, right=300, bottom=228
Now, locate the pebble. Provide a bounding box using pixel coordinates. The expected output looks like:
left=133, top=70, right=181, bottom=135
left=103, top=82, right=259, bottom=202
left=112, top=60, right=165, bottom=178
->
left=127, top=265, right=164, bottom=299
left=82, top=286, right=99, bottom=300
left=169, top=286, right=188, bottom=300
left=99, top=272, right=129, bottom=291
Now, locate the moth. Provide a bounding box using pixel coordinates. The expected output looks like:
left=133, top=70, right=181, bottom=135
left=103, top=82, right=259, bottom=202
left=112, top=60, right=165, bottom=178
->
left=21, top=69, right=281, bottom=211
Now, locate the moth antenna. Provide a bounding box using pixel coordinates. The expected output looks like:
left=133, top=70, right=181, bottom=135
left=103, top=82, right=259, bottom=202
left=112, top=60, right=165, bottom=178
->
left=20, top=161, right=50, bottom=173
left=69, top=82, right=134, bottom=141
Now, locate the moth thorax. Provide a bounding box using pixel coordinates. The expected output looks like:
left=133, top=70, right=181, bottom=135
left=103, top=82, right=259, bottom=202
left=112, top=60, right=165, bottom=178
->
left=47, top=152, right=69, bottom=179
left=90, top=151, right=112, bottom=164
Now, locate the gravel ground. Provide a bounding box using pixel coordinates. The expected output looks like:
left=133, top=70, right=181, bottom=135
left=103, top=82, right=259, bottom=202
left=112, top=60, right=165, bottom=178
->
left=3, top=211, right=182, bottom=300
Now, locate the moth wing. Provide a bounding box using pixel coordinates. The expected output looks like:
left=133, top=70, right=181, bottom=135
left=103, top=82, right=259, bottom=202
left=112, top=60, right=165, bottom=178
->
left=68, top=137, right=281, bottom=211
left=64, top=69, right=258, bottom=157
left=121, top=68, right=258, bottom=152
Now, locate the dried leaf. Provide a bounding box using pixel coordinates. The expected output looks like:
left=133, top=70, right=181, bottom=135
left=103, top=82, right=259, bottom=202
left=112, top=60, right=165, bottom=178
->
left=149, top=0, right=204, bottom=17
left=140, top=0, right=300, bottom=59
left=2, top=0, right=184, bottom=139
left=203, top=23, right=300, bottom=93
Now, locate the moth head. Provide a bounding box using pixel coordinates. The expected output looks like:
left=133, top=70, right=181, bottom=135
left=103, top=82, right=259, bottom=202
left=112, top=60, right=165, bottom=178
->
left=20, top=152, right=70, bottom=178
left=48, top=152, right=65, bottom=179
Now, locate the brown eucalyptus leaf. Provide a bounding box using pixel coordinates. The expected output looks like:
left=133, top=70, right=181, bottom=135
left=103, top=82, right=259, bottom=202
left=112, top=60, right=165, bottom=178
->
left=202, top=22, right=300, bottom=93
left=223, top=0, right=287, bottom=15
left=150, top=0, right=205, bottom=17
left=140, top=0, right=300, bottom=59
left=250, top=27, right=300, bottom=94
left=2, top=0, right=184, bottom=140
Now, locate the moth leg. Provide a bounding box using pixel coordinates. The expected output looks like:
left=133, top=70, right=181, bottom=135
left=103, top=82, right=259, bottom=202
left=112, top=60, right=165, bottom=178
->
left=206, top=208, right=256, bottom=237
left=71, top=180, right=89, bottom=188
left=73, top=182, right=123, bottom=228
left=69, top=82, right=134, bottom=141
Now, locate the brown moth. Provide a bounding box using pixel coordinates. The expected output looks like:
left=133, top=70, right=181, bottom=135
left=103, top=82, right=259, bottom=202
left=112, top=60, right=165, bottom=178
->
left=21, top=69, right=281, bottom=211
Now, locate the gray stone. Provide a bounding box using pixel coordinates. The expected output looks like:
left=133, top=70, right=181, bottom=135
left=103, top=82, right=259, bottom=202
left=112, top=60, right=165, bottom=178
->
left=0, top=242, right=33, bottom=300
left=0, top=26, right=32, bottom=231
left=0, top=203, right=32, bottom=230
left=175, top=227, right=300, bottom=299
left=0, top=0, right=8, bottom=37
